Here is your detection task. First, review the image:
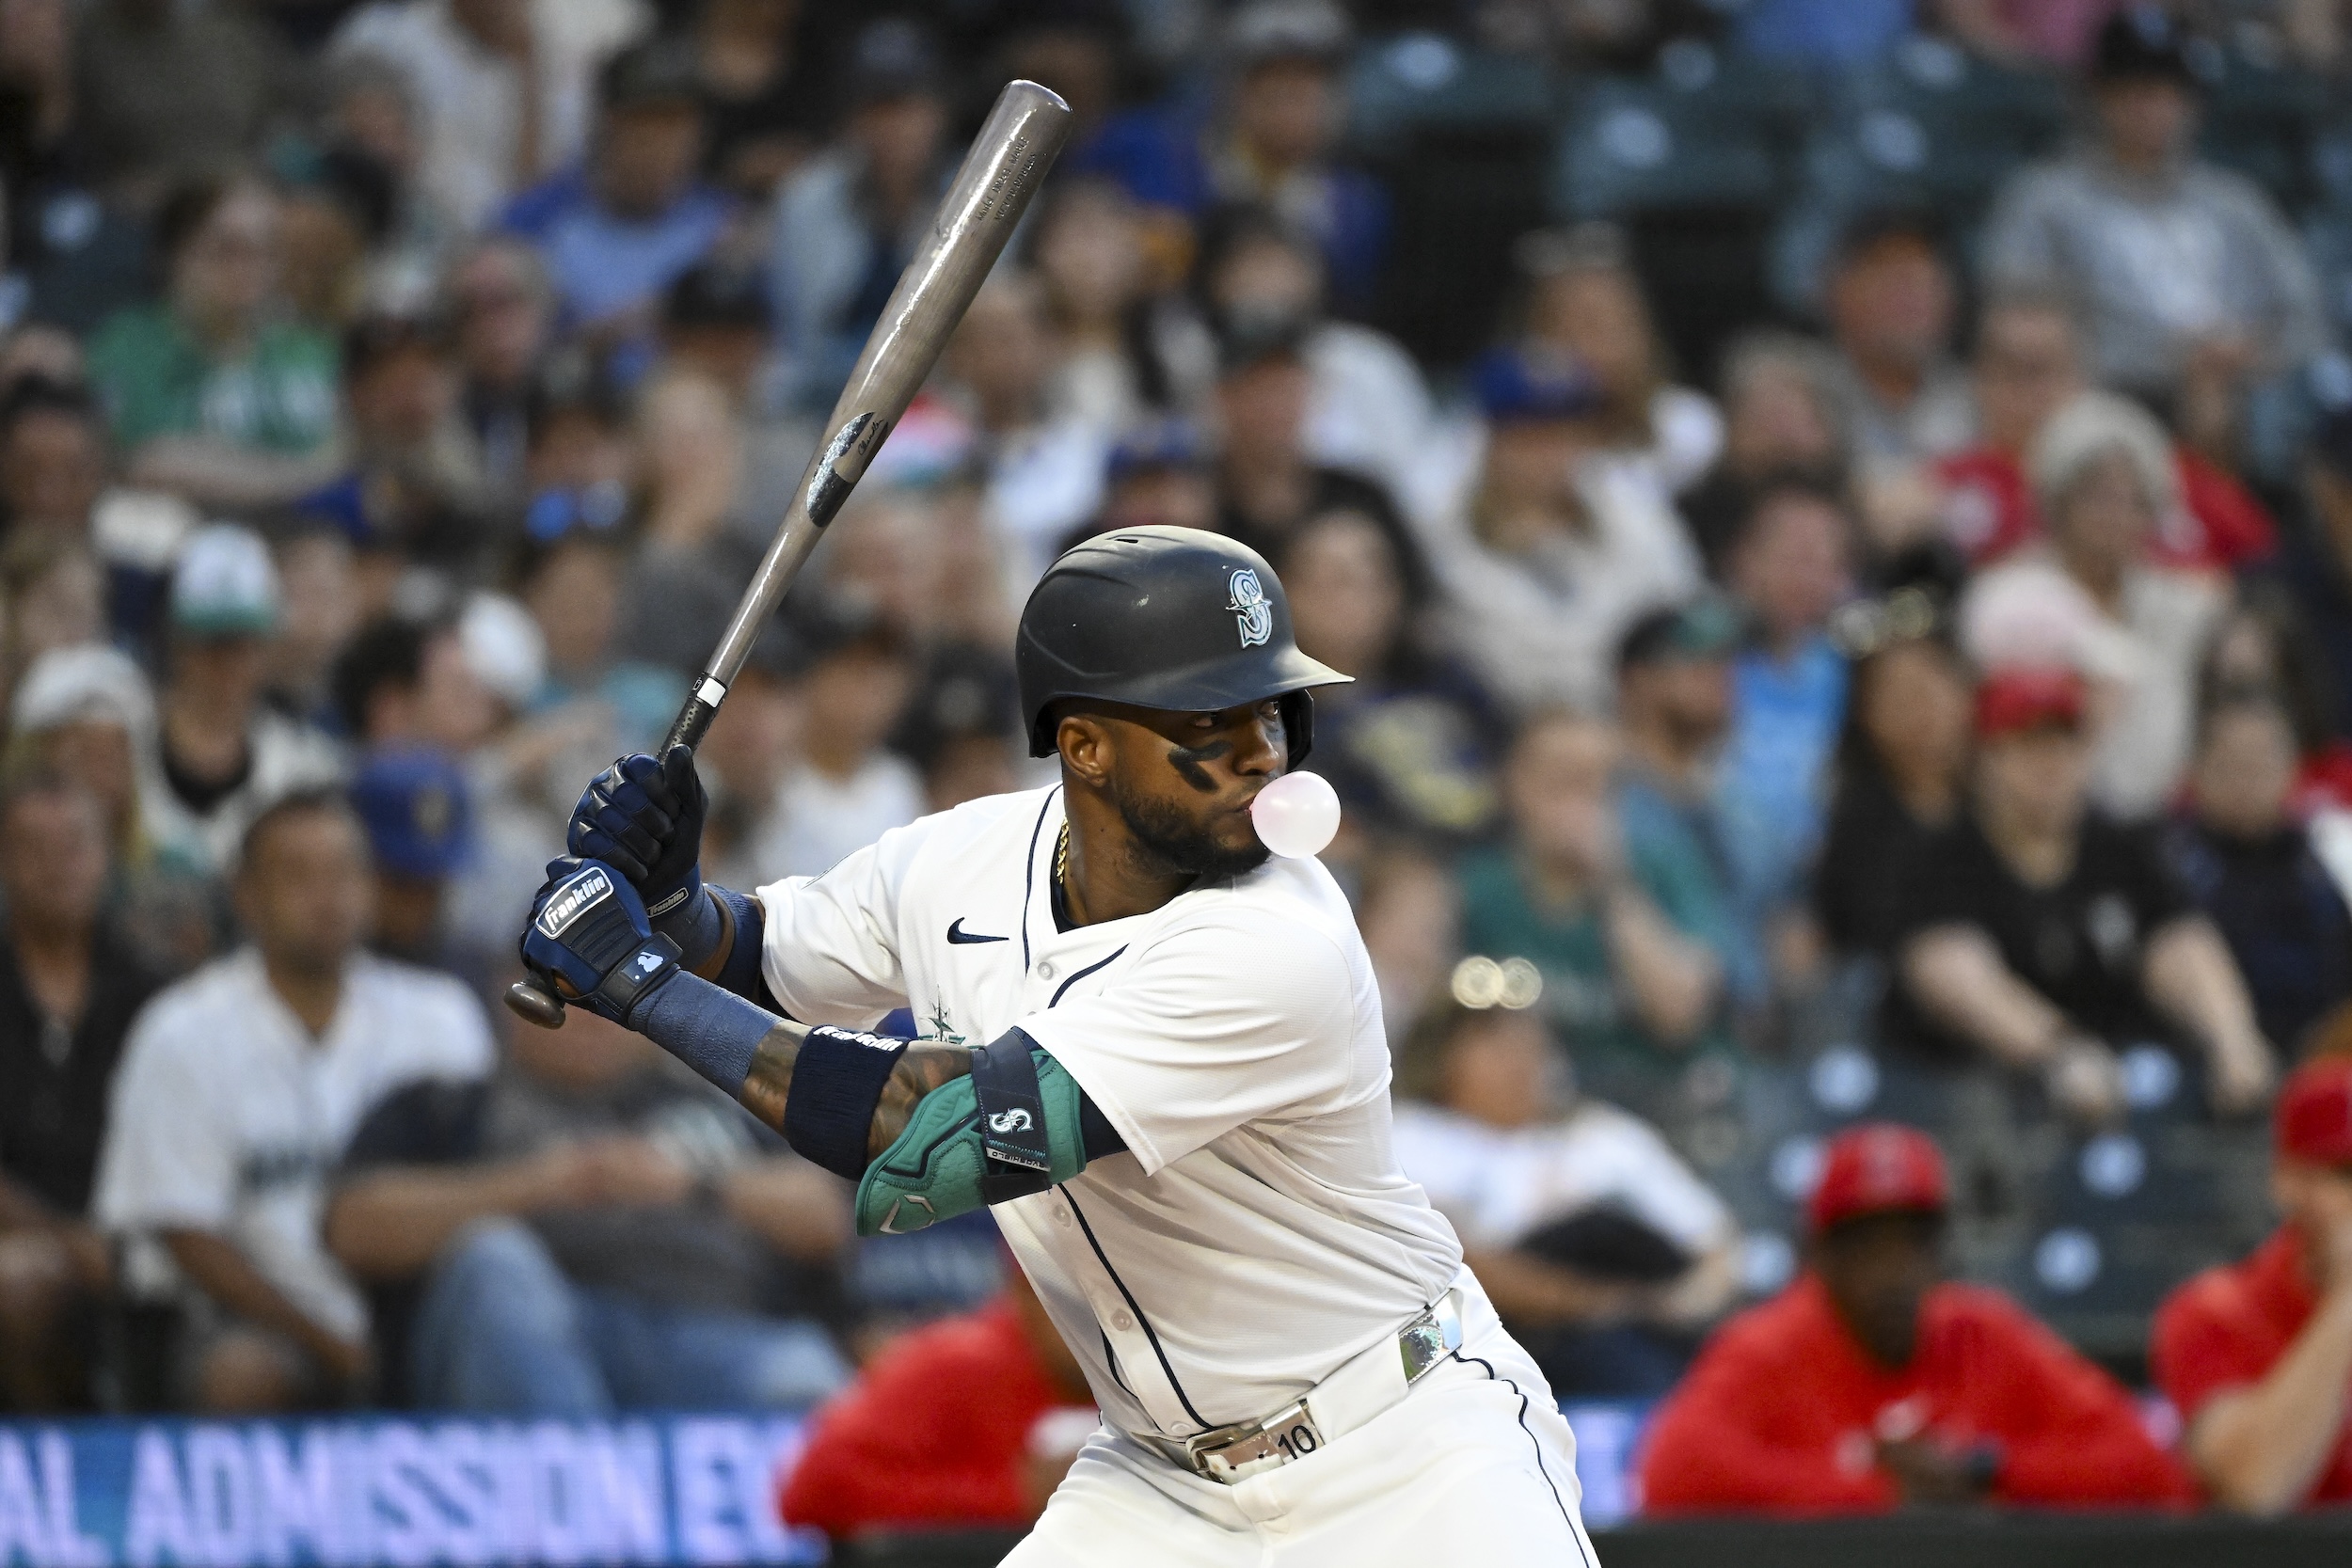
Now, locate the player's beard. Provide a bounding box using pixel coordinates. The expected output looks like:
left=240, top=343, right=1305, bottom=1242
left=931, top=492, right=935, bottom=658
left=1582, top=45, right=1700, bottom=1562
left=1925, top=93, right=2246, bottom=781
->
left=1112, top=782, right=1271, bottom=884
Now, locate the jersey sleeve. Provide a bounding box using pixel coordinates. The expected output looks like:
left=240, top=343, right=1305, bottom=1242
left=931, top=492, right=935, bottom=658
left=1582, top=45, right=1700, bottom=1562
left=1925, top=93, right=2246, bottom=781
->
left=92, top=1006, right=237, bottom=1233
left=2152, top=1271, right=2273, bottom=1424
left=1015, top=910, right=1364, bottom=1176
left=755, top=828, right=917, bottom=1026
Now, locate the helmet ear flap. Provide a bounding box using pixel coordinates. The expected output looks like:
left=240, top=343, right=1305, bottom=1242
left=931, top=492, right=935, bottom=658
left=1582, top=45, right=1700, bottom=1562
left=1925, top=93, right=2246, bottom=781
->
left=1280, top=689, right=1314, bottom=769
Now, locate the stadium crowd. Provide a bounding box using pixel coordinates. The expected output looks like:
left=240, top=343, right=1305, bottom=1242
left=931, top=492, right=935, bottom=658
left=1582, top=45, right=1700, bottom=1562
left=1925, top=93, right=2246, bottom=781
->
left=3, top=0, right=2352, bottom=1543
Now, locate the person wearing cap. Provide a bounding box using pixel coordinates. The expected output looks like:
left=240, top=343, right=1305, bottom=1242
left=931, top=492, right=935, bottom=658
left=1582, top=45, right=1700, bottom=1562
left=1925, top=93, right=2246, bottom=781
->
left=332, top=0, right=650, bottom=234
left=0, top=770, right=164, bottom=1409
left=1892, top=665, right=2275, bottom=1122
left=1458, top=708, right=1731, bottom=1124
left=444, top=237, right=559, bottom=501
left=1212, top=309, right=1421, bottom=594
left=1819, top=212, right=1974, bottom=470
left=1639, top=1122, right=2192, bottom=1513
left=1959, top=389, right=2228, bottom=821
left=351, top=748, right=475, bottom=970
left=769, top=17, right=953, bottom=410
left=1384, top=968, right=1739, bottom=1400
left=2154, top=1054, right=2352, bottom=1512
left=1982, top=5, right=2325, bottom=409
left=1418, top=344, right=1702, bottom=716
left=1514, top=223, right=1720, bottom=498
left=142, top=524, right=346, bottom=878
left=501, top=38, right=732, bottom=366
left=1094, top=416, right=1217, bottom=537
left=1067, top=0, right=1390, bottom=317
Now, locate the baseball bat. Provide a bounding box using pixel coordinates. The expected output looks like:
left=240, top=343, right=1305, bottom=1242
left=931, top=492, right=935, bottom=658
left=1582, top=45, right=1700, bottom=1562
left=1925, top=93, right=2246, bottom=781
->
left=508, top=79, right=1074, bottom=1028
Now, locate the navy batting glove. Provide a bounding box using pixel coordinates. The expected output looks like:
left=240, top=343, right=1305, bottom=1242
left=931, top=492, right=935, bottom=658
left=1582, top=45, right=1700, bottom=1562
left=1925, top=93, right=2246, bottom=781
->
left=520, top=857, right=684, bottom=1027
left=568, top=745, right=707, bottom=922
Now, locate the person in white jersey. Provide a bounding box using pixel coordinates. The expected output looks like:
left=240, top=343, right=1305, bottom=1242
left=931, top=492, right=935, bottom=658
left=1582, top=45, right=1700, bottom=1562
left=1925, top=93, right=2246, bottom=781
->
left=519, top=525, right=1599, bottom=1563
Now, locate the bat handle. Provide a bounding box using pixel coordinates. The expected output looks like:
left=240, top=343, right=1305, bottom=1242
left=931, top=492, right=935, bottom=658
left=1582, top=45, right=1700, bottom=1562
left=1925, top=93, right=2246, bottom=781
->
left=505, top=977, right=567, bottom=1029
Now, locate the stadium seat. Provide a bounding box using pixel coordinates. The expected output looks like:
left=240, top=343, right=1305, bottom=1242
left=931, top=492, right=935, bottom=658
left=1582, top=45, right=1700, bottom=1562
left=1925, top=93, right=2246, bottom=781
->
left=1345, top=31, right=1559, bottom=158
left=2189, top=34, right=2330, bottom=213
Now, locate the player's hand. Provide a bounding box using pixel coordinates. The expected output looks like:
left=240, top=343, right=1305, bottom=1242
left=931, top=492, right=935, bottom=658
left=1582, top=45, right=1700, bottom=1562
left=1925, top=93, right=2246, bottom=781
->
left=568, top=747, right=707, bottom=923
left=520, top=857, right=684, bottom=1027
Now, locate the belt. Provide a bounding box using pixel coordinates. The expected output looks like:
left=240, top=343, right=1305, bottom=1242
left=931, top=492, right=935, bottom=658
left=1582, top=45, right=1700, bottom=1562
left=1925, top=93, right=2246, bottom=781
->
left=1146, top=1290, right=1464, bottom=1486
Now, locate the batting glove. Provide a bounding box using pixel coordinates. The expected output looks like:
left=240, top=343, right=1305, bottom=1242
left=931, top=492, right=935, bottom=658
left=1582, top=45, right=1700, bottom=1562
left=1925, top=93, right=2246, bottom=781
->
left=568, top=745, right=707, bottom=923
left=520, top=857, right=684, bottom=1028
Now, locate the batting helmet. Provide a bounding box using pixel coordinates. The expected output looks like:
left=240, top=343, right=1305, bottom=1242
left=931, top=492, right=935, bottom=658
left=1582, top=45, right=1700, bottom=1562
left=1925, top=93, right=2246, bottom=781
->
left=1016, top=527, right=1347, bottom=768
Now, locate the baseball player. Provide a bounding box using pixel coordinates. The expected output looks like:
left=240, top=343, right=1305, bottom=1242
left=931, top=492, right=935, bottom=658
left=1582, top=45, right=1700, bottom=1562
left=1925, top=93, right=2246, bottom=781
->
left=519, top=527, right=1597, bottom=1563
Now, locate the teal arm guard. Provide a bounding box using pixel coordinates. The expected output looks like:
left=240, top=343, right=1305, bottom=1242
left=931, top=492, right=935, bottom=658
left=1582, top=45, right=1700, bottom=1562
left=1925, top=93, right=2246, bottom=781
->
left=855, top=1050, right=1091, bottom=1236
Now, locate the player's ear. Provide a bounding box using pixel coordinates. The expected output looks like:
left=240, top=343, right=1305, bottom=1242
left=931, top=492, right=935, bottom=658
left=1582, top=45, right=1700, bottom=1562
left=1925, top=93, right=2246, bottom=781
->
left=1056, top=712, right=1114, bottom=787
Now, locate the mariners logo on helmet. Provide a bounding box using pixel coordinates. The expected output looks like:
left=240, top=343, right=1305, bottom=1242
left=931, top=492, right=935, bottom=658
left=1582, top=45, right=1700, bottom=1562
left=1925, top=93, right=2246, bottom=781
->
left=1227, top=568, right=1272, bottom=649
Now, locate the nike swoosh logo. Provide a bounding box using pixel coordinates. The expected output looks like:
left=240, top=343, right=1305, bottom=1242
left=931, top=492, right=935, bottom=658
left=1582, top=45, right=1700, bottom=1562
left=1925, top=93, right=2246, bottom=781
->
left=946, top=919, right=1009, bottom=945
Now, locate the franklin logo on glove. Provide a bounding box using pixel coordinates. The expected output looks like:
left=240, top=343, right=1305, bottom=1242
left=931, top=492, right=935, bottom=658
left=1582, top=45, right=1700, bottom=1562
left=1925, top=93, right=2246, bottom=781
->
left=536, top=865, right=612, bottom=938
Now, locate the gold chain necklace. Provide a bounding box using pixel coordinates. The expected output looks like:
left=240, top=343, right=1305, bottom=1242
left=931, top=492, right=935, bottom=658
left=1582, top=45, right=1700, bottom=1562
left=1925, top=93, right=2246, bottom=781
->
left=1054, top=819, right=1070, bottom=893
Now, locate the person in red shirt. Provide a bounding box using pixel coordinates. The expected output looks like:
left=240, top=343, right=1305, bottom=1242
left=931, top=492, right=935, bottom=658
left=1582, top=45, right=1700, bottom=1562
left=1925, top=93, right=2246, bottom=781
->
left=1638, top=1122, right=2193, bottom=1514
left=1932, top=293, right=2275, bottom=572
left=2152, top=1054, right=2352, bottom=1513
left=779, top=1267, right=1097, bottom=1542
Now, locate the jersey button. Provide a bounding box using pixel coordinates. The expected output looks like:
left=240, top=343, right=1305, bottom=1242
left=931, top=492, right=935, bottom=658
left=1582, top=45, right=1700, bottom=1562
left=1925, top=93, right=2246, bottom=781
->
left=1053, top=1205, right=1073, bottom=1227
left=1111, top=1309, right=1135, bottom=1333
left=1038, top=960, right=1057, bottom=980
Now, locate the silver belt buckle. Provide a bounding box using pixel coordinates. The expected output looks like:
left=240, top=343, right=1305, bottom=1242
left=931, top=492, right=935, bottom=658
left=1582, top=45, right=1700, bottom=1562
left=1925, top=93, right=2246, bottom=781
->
left=1185, top=1400, right=1327, bottom=1484
left=1398, top=1291, right=1465, bottom=1386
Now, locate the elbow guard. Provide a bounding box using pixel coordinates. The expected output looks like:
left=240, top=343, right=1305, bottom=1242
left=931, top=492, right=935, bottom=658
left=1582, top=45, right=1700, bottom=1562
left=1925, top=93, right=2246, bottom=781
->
left=854, top=1030, right=1122, bottom=1237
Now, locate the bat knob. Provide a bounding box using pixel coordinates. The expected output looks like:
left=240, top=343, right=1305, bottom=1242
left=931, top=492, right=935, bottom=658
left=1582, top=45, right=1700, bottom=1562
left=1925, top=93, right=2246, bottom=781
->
left=505, top=979, right=567, bottom=1029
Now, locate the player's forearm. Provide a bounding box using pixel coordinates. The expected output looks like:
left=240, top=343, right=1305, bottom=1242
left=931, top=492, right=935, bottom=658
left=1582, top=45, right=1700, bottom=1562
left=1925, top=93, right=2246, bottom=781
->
left=733, top=1018, right=972, bottom=1158
left=2189, top=1286, right=2352, bottom=1514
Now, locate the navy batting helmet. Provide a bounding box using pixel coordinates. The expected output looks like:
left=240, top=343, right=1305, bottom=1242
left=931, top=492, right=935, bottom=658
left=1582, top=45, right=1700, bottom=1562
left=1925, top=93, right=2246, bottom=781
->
left=1016, top=526, right=1348, bottom=768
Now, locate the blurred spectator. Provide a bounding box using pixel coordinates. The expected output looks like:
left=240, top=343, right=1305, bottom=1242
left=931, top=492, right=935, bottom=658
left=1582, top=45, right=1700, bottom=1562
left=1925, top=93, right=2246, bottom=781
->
left=1681, top=330, right=1851, bottom=569
left=143, top=526, right=345, bottom=878
left=1197, top=207, right=1434, bottom=506
left=2155, top=1054, right=2352, bottom=1513
left=1034, top=178, right=1196, bottom=434
left=1716, top=483, right=1856, bottom=986
left=1982, top=8, right=2325, bottom=430
left=1277, top=505, right=1502, bottom=847
left=1934, top=293, right=2279, bottom=572
left=1073, top=1, right=1386, bottom=317
left=1639, top=1123, right=2194, bottom=1512
left=266, top=526, right=365, bottom=727
left=1514, top=223, right=1721, bottom=498
left=1211, top=314, right=1418, bottom=592
left=892, top=648, right=1023, bottom=816
left=1613, top=599, right=1757, bottom=1010
left=0, top=531, right=105, bottom=694
left=1359, top=847, right=1461, bottom=1045
left=1820, top=213, right=1973, bottom=471
left=0, top=773, right=160, bottom=1409
left=1094, top=418, right=1217, bottom=536
left=620, top=366, right=752, bottom=673
left=946, top=275, right=1110, bottom=591
left=329, top=609, right=497, bottom=757
left=305, top=311, right=497, bottom=573
left=1815, top=584, right=1974, bottom=960
left=87, top=172, right=342, bottom=513
left=350, top=746, right=473, bottom=971
left=0, top=376, right=108, bottom=539
left=315, top=54, right=451, bottom=301
left=333, top=0, right=652, bottom=233
left=1459, top=711, right=1729, bottom=1110
left=2276, top=408, right=2352, bottom=747
left=445, top=237, right=558, bottom=499
left=1893, top=667, right=2275, bottom=1121
left=94, top=790, right=494, bottom=1410
left=7, top=644, right=153, bottom=870
left=501, top=40, right=731, bottom=369
left=1729, top=0, right=1918, bottom=63
left=688, top=0, right=817, bottom=200
left=2167, top=696, right=2352, bottom=1057
left=743, top=603, right=920, bottom=881
left=327, top=1002, right=849, bottom=1413
left=769, top=18, right=950, bottom=409
left=1961, top=391, right=2227, bottom=820
left=1390, top=973, right=1738, bottom=1396
left=780, top=1267, right=1094, bottom=1540
left=275, top=143, right=401, bottom=335
left=76, top=0, right=300, bottom=197
left=516, top=529, right=682, bottom=775
left=1938, top=0, right=2136, bottom=68
left=1419, top=347, right=1700, bottom=716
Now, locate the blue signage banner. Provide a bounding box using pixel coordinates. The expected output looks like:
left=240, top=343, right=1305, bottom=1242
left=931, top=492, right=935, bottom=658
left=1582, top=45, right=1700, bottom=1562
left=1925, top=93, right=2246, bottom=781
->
left=0, top=1401, right=1658, bottom=1564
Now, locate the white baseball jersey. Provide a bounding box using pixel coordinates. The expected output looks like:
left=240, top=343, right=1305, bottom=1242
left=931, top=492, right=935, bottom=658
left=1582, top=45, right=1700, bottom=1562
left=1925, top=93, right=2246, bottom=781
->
left=757, top=784, right=1464, bottom=1440
left=94, top=949, right=495, bottom=1341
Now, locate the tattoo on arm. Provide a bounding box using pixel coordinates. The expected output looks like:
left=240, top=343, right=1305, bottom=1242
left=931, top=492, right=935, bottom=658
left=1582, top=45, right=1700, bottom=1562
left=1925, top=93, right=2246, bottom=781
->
left=734, top=1025, right=973, bottom=1163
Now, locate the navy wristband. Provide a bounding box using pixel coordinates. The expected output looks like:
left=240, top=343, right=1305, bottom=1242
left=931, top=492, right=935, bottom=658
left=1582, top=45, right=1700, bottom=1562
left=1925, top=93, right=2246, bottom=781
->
left=633, top=971, right=775, bottom=1096
left=655, top=885, right=725, bottom=971
left=784, top=1026, right=910, bottom=1180
left=711, top=887, right=767, bottom=999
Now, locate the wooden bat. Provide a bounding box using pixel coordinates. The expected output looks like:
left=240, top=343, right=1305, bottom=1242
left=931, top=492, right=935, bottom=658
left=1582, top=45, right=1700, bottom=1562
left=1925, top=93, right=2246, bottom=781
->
left=508, top=79, right=1073, bottom=1027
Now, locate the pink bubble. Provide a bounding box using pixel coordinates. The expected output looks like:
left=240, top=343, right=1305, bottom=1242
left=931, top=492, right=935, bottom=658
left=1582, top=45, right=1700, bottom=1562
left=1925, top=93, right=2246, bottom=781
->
left=1249, top=770, right=1342, bottom=859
